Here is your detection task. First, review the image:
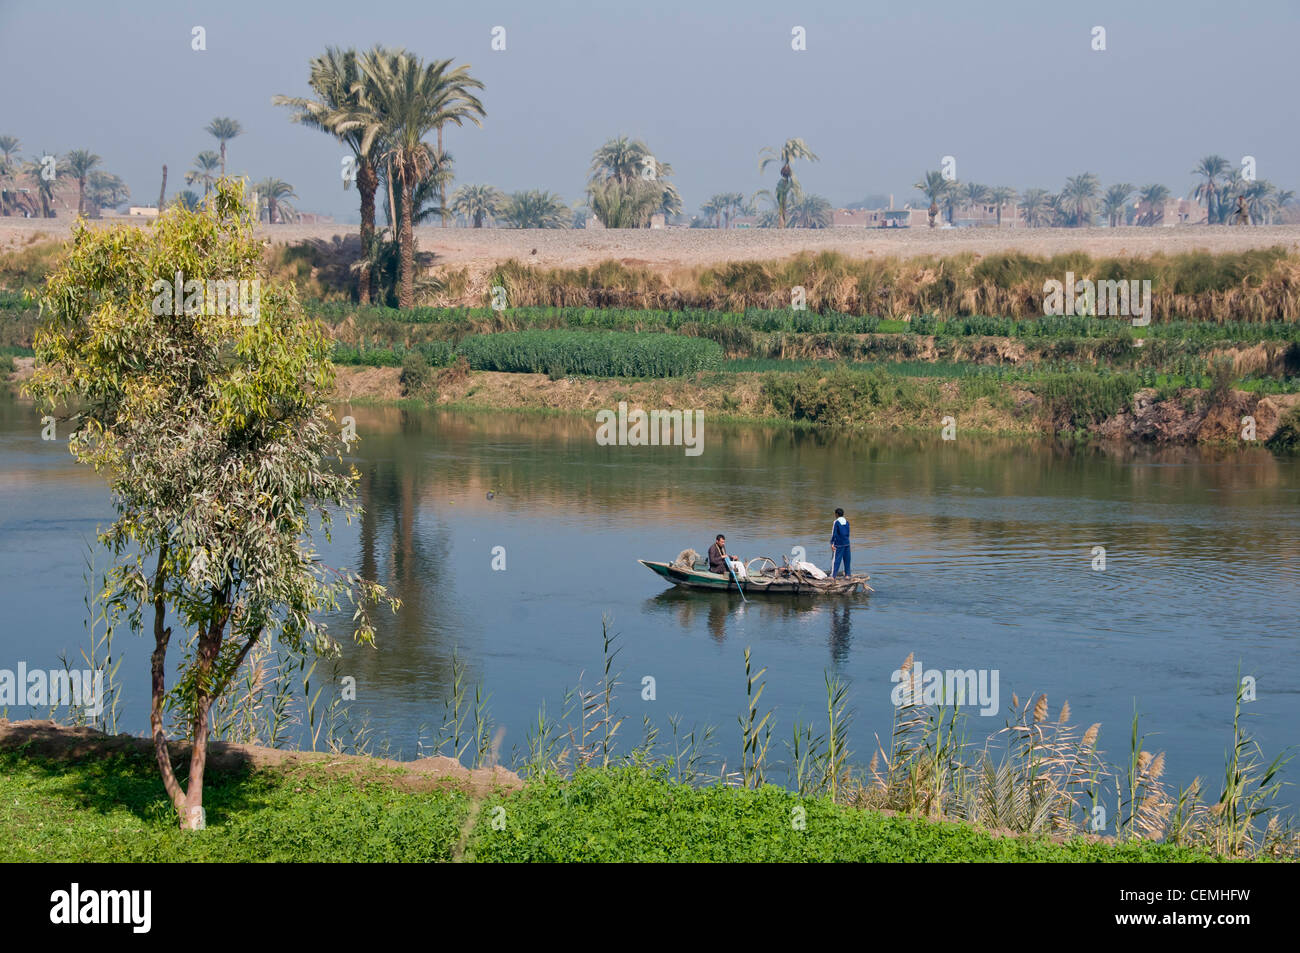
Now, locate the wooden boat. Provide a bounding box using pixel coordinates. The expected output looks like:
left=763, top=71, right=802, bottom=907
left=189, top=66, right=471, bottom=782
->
left=639, top=554, right=871, bottom=595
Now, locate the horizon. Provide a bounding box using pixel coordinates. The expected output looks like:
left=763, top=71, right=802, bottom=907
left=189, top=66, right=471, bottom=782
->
left=1, top=0, right=1296, bottom=223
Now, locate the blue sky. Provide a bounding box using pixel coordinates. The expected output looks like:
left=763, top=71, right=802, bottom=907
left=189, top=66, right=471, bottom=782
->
left=1, top=0, right=1295, bottom=221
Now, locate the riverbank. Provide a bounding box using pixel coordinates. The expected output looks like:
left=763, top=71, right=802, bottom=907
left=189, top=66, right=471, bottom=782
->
left=330, top=363, right=1300, bottom=446
left=8, top=359, right=1298, bottom=445
left=0, top=720, right=1212, bottom=862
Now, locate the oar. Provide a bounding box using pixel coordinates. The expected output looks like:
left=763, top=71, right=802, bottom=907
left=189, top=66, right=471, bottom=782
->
left=726, top=559, right=748, bottom=603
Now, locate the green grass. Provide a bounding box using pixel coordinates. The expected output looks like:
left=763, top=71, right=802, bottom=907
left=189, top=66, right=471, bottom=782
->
left=457, top=329, right=723, bottom=377
left=0, top=750, right=1222, bottom=862
left=0, top=749, right=468, bottom=862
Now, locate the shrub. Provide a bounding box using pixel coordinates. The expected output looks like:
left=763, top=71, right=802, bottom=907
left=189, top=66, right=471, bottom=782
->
left=400, top=351, right=431, bottom=397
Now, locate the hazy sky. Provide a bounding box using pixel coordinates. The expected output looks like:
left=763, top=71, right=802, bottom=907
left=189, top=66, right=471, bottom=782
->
left=2, top=0, right=1296, bottom=223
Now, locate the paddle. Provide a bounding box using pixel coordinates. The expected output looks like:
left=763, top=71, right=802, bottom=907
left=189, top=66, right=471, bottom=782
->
left=725, top=558, right=748, bottom=603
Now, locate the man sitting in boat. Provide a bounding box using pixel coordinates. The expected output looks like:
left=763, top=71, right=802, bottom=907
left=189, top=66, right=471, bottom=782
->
left=708, top=535, right=747, bottom=578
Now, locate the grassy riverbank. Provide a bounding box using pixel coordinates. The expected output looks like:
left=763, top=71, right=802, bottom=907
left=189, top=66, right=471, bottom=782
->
left=0, top=737, right=1216, bottom=862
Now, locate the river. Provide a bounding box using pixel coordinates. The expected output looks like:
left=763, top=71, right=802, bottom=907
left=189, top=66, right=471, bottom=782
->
left=2, top=395, right=1297, bottom=805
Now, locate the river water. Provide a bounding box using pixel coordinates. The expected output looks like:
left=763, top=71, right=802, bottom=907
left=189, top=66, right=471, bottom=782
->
left=2, top=395, right=1297, bottom=803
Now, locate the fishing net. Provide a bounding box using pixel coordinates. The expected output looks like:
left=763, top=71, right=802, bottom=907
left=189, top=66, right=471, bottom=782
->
left=672, top=548, right=700, bottom=569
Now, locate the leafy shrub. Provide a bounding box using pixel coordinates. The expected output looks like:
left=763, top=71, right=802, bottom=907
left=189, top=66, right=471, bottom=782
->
left=400, top=351, right=431, bottom=396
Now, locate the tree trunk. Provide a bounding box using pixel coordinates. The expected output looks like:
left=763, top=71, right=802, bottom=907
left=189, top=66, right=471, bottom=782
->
left=76, top=179, right=86, bottom=218
left=158, top=164, right=167, bottom=212
left=357, top=158, right=377, bottom=305
left=399, top=167, right=416, bottom=309
left=182, top=609, right=222, bottom=830
left=438, top=127, right=446, bottom=227
left=149, top=548, right=186, bottom=823
left=220, top=143, right=227, bottom=177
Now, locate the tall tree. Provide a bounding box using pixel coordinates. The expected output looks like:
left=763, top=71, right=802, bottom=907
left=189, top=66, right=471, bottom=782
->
left=758, top=138, right=818, bottom=228
left=1102, top=183, right=1134, bottom=227
left=185, top=151, right=221, bottom=197
left=252, top=177, right=298, bottom=223
left=356, top=50, right=485, bottom=308
left=502, top=190, right=569, bottom=228
left=24, top=155, right=59, bottom=218
left=450, top=183, right=504, bottom=227
left=587, top=136, right=675, bottom=228
left=1191, top=155, right=1230, bottom=225
left=1062, top=173, right=1100, bottom=227
left=914, top=170, right=956, bottom=224
left=1137, top=183, right=1170, bottom=226
left=206, top=117, right=243, bottom=176
left=0, top=135, right=20, bottom=216
left=789, top=193, right=832, bottom=228
left=1018, top=188, right=1051, bottom=227
left=275, top=46, right=390, bottom=304
left=25, top=180, right=395, bottom=830
left=63, top=149, right=101, bottom=217
left=989, top=186, right=1017, bottom=226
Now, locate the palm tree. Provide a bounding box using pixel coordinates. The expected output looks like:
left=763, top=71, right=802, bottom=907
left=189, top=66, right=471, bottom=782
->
left=172, top=190, right=202, bottom=212
left=1101, top=183, right=1134, bottom=227
left=429, top=65, right=485, bottom=228
left=252, top=177, right=298, bottom=223
left=718, top=192, right=750, bottom=229
left=63, top=149, right=101, bottom=217
left=1061, top=173, right=1100, bottom=227
left=185, top=151, right=221, bottom=197
left=962, top=182, right=990, bottom=222
left=700, top=195, right=724, bottom=228
left=758, top=138, right=818, bottom=228
left=206, top=117, right=243, bottom=175
left=1274, top=189, right=1295, bottom=225
left=1018, top=188, right=1051, bottom=227
left=357, top=50, right=485, bottom=307
left=276, top=46, right=390, bottom=302
left=989, top=186, right=1017, bottom=226
left=23, top=155, right=58, bottom=217
left=1190, top=155, right=1229, bottom=225
left=587, top=137, right=675, bottom=228
left=502, top=190, right=569, bottom=228
left=450, top=183, right=504, bottom=227
left=1137, top=184, right=1170, bottom=226
left=1243, top=179, right=1277, bottom=225
left=0, top=135, right=20, bottom=215
left=789, top=193, right=832, bottom=228
left=86, top=171, right=130, bottom=215
left=589, top=178, right=661, bottom=228
left=914, top=170, right=955, bottom=224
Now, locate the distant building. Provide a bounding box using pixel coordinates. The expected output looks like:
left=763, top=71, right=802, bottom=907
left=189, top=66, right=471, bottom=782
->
left=1134, top=197, right=1206, bottom=226
left=128, top=206, right=159, bottom=217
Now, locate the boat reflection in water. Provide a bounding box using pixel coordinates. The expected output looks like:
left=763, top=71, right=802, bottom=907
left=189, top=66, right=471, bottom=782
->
left=645, top=589, right=869, bottom=663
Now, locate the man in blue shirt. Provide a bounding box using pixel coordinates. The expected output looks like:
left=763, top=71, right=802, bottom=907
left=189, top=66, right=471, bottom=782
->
left=830, top=508, right=851, bottom=577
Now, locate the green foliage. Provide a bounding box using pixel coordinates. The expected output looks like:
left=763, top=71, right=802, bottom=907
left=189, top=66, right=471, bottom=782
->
left=456, top=330, right=722, bottom=377
left=399, top=350, right=431, bottom=396
left=0, top=752, right=466, bottom=862
left=1031, top=372, right=1143, bottom=428
left=1265, top=405, right=1300, bottom=451
left=23, top=178, right=396, bottom=828
left=466, top=766, right=1211, bottom=862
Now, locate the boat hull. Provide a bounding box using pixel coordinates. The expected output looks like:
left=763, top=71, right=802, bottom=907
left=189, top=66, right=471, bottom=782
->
left=638, top=560, right=870, bottom=595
